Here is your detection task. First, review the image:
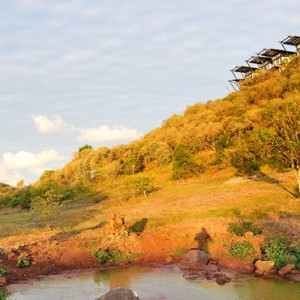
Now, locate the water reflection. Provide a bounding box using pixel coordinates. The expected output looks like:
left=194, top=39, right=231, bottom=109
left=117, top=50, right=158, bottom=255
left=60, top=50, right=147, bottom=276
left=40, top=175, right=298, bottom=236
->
left=8, top=265, right=300, bottom=300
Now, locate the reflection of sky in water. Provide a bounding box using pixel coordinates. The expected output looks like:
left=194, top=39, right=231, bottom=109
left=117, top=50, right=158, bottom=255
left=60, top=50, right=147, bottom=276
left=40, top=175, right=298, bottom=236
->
left=8, top=266, right=300, bottom=300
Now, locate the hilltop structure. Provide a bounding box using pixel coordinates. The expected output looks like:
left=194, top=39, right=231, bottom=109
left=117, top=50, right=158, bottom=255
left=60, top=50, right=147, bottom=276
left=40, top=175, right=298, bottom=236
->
left=229, top=35, right=300, bottom=90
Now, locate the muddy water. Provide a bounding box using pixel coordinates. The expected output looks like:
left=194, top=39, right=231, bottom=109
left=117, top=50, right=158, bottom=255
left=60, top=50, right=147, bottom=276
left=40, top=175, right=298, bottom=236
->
left=7, top=265, right=300, bottom=300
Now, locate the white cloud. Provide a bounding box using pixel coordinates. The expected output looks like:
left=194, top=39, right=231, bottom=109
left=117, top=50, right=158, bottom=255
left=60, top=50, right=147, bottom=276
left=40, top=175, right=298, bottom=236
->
left=3, top=149, right=64, bottom=170
left=32, top=115, right=67, bottom=133
left=0, top=149, right=67, bottom=186
left=78, top=125, right=142, bottom=143
left=0, top=166, right=22, bottom=186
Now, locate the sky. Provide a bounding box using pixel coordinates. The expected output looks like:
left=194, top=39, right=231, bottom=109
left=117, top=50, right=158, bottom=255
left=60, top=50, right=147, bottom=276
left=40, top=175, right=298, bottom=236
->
left=1, top=0, right=300, bottom=186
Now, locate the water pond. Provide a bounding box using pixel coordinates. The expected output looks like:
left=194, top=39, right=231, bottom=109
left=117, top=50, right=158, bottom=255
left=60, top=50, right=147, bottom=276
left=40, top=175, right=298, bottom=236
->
left=7, top=265, right=300, bottom=300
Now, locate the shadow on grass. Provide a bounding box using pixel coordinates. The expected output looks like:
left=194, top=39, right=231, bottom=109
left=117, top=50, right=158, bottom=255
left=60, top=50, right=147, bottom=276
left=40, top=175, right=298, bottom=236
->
left=50, top=221, right=106, bottom=241
left=250, top=172, right=299, bottom=199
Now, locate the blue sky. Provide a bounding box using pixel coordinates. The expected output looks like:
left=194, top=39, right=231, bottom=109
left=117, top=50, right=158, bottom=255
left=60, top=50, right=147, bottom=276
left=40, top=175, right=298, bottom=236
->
left=1, top=0, right=300, bottom=186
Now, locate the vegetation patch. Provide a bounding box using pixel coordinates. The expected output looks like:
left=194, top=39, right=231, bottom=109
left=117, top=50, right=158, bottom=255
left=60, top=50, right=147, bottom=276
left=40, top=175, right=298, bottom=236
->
left=17, top=254, right=30, bottom=268
left=261, top=238, right=290, bottom=269
left=92, top=248, right=123, bottom=264
left=0, top=265, right=9, bottom=276
left=228, top=221, right=262, bottom=236
left=229, top=241, right=256, bottom=260
left=0, top=291, right=8, bottom=300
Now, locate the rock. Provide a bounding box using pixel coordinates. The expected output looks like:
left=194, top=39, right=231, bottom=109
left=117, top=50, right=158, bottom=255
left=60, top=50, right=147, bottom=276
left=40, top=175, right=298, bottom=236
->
left=216, top=273, right=231, bottom=285
left=96, top=288, right=140, bottom=300
left=165, top=256, right=174, bottom=264
left=254, top=270, right=263, bottom=277
left=278, top=264, right=295, bottom=276
left=179, top=249, right=210, bottom=270
left=202, top=264, right=219, bottom=274
left=7, top=252, right=17, bottom=260
left=0, top=276, right=6, bottom=286
left=244, top=231, right=254, bottom=238
left=255, top=260, right=274, bottom=272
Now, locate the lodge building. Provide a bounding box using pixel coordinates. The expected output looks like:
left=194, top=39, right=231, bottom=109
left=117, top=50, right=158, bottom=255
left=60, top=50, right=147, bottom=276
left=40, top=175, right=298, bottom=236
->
left=229, top=35, right=300, bottom=90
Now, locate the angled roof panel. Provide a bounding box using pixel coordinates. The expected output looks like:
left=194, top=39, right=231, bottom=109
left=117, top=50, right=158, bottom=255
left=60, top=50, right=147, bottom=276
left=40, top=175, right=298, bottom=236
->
left=259, top=48, right=295, bottom=57
left=247, top=56, right=272, bottom=65
left=281, top=35, right=300, bottom=46
left=232, top=66, right=257, bottom=73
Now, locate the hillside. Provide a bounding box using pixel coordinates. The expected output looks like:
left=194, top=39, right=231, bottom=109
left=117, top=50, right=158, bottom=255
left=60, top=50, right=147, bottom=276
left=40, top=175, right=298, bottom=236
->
left=34, top=55, right=300, bottom=199
left=1, top=54, right=300, bottom=287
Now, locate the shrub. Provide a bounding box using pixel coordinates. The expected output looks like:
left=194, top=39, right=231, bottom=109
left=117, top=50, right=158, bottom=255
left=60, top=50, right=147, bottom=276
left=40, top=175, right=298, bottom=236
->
left=0, top=291, right=7, bottom=300
left=92, top=249, right=122, bottom=264
left=290, top=248, right=300, bottom=269
left=0, top=265, right=9, bottom=276
left=128, top=218, right=148, bottom=234
left=17, top=254, right=30, bottom=268
left=229, top=241, right=256, bottom=260
left=261, top=238, right=289, bottom=269
left=172, top=144, right=205, bottom=180
left=31, top=189, right=63, bottom=228
left=227, top=221, right=262, bottom=236
left=123, top=173, right=156, bottom=198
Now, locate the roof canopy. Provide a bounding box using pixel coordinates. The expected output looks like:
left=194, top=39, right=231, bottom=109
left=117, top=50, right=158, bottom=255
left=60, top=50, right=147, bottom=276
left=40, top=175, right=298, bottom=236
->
left=281, top=35, right=300, bottom=46
left=258, top=48, right=295, bottom=57
left=247, top=56, right=272, bottom=65
left=232, top=66, right=257, bottom=73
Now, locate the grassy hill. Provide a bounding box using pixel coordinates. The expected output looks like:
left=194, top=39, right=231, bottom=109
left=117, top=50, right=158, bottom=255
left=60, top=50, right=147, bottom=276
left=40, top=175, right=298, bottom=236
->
left=1, top=55, right=300, bottom=280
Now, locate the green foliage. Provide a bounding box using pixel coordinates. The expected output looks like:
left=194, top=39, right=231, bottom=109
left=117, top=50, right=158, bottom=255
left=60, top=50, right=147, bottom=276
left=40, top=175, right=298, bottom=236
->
left=229, top=241, right=256, bottom=259
left=0, top=291, right=7, bottom=300
left=227, top=221, right=262, bottom=237
left=0, top=265, right=9, bottom=276
left=261, top=238, right=289, bottom=269
left=172, top=145, right=205, bottom=180
left=31, top=189, right=63, bottom=227
left=78, top=144, right=93, bottom=152
left=92, top=249, right=122, bottom=264
left=123, top=173, right=156, bottom=198
left=128, top=218, right=148, bottom=234
left=290, top=248, right=300, bottom=269
left=125, top=253, right=145, bottom=262
left=17, top=254, right=30, bottom=268
left=149, top=142, right=172, bottom=167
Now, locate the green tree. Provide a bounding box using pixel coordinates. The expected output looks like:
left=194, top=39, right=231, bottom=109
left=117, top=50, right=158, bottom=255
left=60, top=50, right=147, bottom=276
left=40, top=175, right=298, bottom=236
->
left=31, top=189, right=63, bottom=228
left=78, top=144, right=93, bottom=152
left=123, top=173, right=156, bottom=198
left=172, top=145, right=204, bottom=180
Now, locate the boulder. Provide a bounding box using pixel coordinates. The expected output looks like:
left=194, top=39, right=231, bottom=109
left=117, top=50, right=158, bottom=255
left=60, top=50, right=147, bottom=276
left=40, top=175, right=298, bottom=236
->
left=216, top=273, right=231, bottom=285
left=0, top=276, right=6, bottom=286
left=96, top=288, right=140, bottom=300
left=179, top=249, right=210, bottom=270
left=255, top=260, right=274, bottom=272
left=278, top=264, right=295, bottom=276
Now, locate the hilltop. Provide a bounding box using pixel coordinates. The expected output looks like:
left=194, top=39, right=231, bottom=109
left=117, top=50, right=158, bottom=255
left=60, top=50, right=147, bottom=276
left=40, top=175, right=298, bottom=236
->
left=1, top=55, right=300, bottom=287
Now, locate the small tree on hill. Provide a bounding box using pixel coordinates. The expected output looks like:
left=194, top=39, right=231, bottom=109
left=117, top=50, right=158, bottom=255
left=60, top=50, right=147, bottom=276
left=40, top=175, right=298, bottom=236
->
left=31, top=189, right=63, bottom=228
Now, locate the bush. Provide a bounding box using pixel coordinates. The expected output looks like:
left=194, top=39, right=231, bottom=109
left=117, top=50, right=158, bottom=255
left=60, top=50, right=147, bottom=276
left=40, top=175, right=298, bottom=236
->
left=17, top=254, right=30, bottom=268
left=123, top=173, right=156, bottom=198
left=0, top=265, right=9, bottom=276
left=261, top=238, right=289, bottom=269
left=128, top=218, right=148, bottom=234
left=290, top=248, right=300, bottom=269
left=228, top=221, right=262, bottom=236
left=229, top=241, right=256, bottom=259
left=172, top=144, right=205, bottom=180
left=0, top=291, right=7, bottom=300
left=92, top=249, right=122, bottom=264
